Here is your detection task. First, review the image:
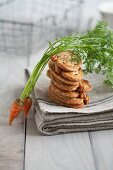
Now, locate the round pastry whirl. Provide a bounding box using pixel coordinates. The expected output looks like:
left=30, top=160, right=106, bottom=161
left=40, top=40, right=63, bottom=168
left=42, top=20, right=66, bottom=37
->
left=61, top=69, right=83, bottom=81
left=51, top=51, right=82, bottom=72
left=48, top=86, right=84, bottom=109
left=46, top=70, right=79, bottom=91
left=50, top=83, right=80, bottom=98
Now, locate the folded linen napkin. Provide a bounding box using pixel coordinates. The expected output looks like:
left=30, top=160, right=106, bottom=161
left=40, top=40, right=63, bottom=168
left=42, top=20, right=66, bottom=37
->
left=25, top=68, right=113, bottom=135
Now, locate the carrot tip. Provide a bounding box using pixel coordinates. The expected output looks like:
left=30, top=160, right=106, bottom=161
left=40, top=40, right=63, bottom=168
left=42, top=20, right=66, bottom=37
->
left=9, top=117, right=14, bottom=125
left=9, top=120, right=12, bottom=125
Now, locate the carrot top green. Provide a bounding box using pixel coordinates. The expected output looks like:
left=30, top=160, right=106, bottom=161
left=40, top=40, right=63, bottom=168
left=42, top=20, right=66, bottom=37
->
left=20, top=21, right=113, bottom=100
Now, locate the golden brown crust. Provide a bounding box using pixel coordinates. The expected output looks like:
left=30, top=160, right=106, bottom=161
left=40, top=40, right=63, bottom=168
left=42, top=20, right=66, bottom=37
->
left=46, top=69, right=51, bottom=78
left=47, top=52, right=91, bottom=108
left=48, top=86, right=84, bottom=109
left=49, top=85, right=83, bottom=105
left=79, top=91, right=85, bottom=98
left=48, top=60, right=62, bottom=74
left=47, top=70, right=79, bottom=91
left=54, top=63, right=62, bottom=74
left=48, top=60, right=55, bottom=70
left=77, top=79, right=92, bottom=92
left=83, top=94, right=90, bottom=105
left=78, top=91, right=90, bottom=104
left=52, top=79, right=79, bottom=92
left=61, top=69, right=83, bottom=81
left=51, top=52, right=82, bottom=71
left=50, top=83, right=80, bottom=98
left=49, top=62, right=80, bottom=85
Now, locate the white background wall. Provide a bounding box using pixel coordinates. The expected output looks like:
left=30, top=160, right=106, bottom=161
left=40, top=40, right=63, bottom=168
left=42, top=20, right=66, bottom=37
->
left=80, top=0, right=109, bottom=32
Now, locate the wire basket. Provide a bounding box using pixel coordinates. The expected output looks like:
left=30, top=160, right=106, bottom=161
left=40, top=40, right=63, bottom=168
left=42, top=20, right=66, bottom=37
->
left=0, top=0, right=83, bottom=64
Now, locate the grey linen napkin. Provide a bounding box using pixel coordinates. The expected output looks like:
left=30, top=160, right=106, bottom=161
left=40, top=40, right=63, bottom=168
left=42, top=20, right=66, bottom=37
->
left=26, top=68, right=113, bottom=135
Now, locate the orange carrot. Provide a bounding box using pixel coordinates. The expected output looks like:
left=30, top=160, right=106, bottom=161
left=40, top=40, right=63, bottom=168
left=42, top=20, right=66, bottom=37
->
left=9, top=99, right=24, bottom=125
left=23, top=97, right=32, bottom=117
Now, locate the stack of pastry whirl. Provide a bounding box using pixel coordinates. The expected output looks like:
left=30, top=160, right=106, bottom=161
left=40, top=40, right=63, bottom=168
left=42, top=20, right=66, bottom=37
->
left=47, top=52, right=92, bottom=109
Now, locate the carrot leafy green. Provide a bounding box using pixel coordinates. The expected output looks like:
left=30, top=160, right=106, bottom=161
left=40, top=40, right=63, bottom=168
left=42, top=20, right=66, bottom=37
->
left=20, top=21, right=113, bottom=100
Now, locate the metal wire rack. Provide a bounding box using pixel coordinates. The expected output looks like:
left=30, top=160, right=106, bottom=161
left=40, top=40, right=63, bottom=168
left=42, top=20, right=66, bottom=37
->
left=0, top=0, right=83, bottom=64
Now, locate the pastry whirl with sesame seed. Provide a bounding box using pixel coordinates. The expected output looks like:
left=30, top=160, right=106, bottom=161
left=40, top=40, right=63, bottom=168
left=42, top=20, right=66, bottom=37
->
left=51, top=51, right=82, bottom=72
left=47, top=51, right=92, bottom=109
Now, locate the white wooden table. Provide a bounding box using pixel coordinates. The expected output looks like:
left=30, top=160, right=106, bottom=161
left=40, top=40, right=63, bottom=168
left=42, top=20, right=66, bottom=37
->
left=0, top=53, right=113, bottom=170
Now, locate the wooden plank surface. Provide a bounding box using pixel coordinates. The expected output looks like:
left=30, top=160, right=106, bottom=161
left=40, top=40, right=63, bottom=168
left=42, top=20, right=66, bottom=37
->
left=25, top=114, right=95, bottom=170
left=25, top=114, right=113, bottom=170
left=0, top=55, right=26, bottom=170
left=90, top=130, right=113, bottom=170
